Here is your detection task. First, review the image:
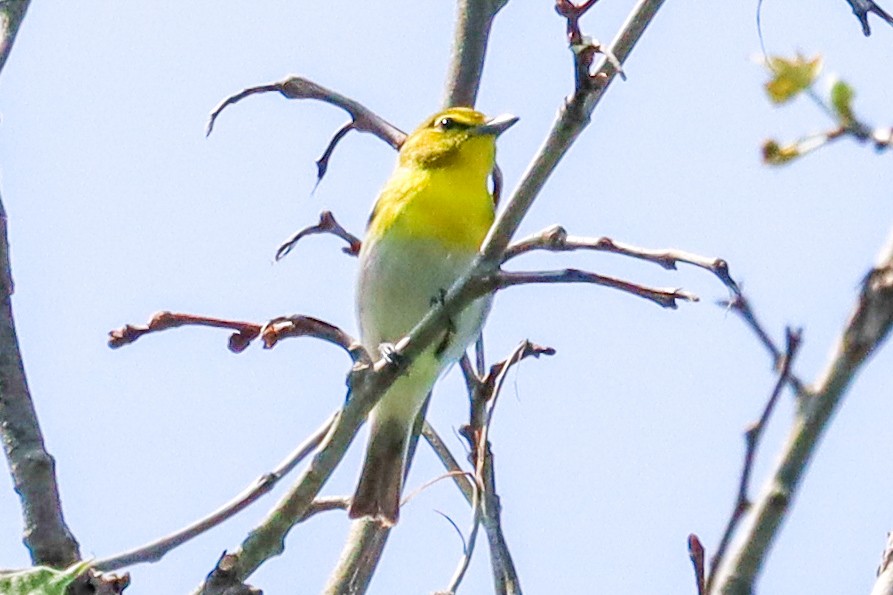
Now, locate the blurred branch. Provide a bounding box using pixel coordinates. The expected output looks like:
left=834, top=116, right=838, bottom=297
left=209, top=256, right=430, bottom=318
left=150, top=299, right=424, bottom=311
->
left=706, top=329, right=801, bottom=592
left=422, top=421, right=475, bottom=504
left=95, top=414, right=339, bottom=571
left=0, top=194, right=81, bottom=568
left=713, top=226, right=893, bottom=593
left=722, top=293, right=807, bottom=396
left=845, top=0, right=893, bottom=35
left=443, top=0, right=509, bottom=107
left=0, top=0, right=30, bottom=75
left=870, top=531, right=893, bottom=595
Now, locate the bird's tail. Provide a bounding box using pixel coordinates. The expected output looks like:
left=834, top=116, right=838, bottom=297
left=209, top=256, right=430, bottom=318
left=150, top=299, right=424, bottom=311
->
left=348, top=417, right=407, bottom=527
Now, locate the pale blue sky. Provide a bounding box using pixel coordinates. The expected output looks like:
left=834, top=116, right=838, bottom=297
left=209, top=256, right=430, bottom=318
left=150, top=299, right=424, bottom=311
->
left=2, top=2, right=893, bottom=594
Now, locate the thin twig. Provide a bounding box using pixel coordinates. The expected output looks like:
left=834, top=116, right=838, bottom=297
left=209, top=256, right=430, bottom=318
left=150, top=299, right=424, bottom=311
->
left=422, top=422, right=476, bottom=504
left=206, top=76, right=406, bottom=188
left=504, top=225, right=739, bottom=294
left=275, top=211, right=361, bottom=261
left=460, top=340, right=548, bottom=595
left=706, top=329, right=801, bottom=591
left=207, top=77, right=405, bottom=147
left=108, top=312, right=262, bottom=352
left=494, top=269, right=698, bottom=309
left=723, top=293, right=807, bottom=395
left=109, top=312, right=369, bottom=367
left=688, top=534, right=706, bottom=595
left=95, top=414, right=338, bottom=571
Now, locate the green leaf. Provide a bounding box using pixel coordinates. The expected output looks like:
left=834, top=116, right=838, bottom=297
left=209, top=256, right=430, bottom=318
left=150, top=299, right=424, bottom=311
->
left=830, top=79, right=856, bottom=125
left=764, top=55, right=822, bottom=104
left=0, top=561, right=92, bottom=595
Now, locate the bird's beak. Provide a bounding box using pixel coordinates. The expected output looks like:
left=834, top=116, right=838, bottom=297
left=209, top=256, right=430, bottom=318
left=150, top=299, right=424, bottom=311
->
left=475, top=113, right=519, bottom=137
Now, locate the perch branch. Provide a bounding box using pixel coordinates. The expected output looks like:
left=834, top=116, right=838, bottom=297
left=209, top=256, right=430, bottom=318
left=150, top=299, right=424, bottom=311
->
left=198, top=0, right=666, bottom=588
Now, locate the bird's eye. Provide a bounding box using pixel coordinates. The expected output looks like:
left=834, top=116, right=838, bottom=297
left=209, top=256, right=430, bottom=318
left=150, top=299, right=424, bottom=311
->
left=437, top=117, right=457, bottom=130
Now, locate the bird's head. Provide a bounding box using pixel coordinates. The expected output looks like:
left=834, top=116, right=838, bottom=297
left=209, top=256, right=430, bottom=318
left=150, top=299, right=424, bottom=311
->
left=398, top=107, right=518, bottom=177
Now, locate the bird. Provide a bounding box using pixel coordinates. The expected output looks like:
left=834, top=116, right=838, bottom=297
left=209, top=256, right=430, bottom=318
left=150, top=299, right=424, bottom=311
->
left=348, top=107, right=518, bottom=526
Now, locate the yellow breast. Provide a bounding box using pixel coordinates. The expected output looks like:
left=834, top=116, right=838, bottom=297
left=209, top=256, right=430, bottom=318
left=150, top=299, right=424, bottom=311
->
left=367, top=159, right=495, bottom=253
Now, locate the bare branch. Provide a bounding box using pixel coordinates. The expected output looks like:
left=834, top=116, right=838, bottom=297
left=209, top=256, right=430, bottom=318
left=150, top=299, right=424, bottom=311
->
left=207, top=76, right=405, bottom=148
left=723, top=293, right=807, bottom=396
left=713, top=226, right=893, bottom=593
left=845, top=0, right=893, bottom=35
left=459, top=340, right=545, bottom=595
left=422, top=422, right=475, bottom=504
left=0, top=195, right=81, bottom=567
left=494, top=269, right=698, bottom=309
left=198, top=552, right=262, bottom=595
left=197, top=1, right=666, bottom=588
left=706, top=329, right=801, bottom=591
left=504, top=225, right=739, bottom=294
left=688, top=534, right=706, bottom=595
left=206, top=76, right=406, bottom=188
left=108, top=312, right=369, bottom=368
left=108, top=312, right=262, bottom=352
left=0, top=0, right=30, bottom=75
left=275, top=211, right=361, bottom=261
left=443, top=0, right=509, bottom=107
left=95, top=414, right=338, bottom=571
left=870, top=531, right=893, bottom=595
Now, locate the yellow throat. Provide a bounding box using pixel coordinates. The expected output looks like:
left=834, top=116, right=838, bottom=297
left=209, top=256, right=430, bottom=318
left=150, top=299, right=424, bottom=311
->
left=365, top=107, right=512, bottom=253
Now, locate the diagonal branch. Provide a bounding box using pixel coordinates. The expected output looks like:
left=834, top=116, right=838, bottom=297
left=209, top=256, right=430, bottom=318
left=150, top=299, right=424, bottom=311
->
left=845, top=0, right=893, bottom=35
left=706, top=329, right=801, bottom=591
left=94, top=414, right=339, bottom=571
left=0, top=194, right=81, bottom=568
left=0, top=0, right=30, bottom=75
left=713, top=226, right=893, bottom=593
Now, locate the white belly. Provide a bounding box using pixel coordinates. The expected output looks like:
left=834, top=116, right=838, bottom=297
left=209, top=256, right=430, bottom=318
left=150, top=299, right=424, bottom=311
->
left=357, top=234, right=491, bottom=367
